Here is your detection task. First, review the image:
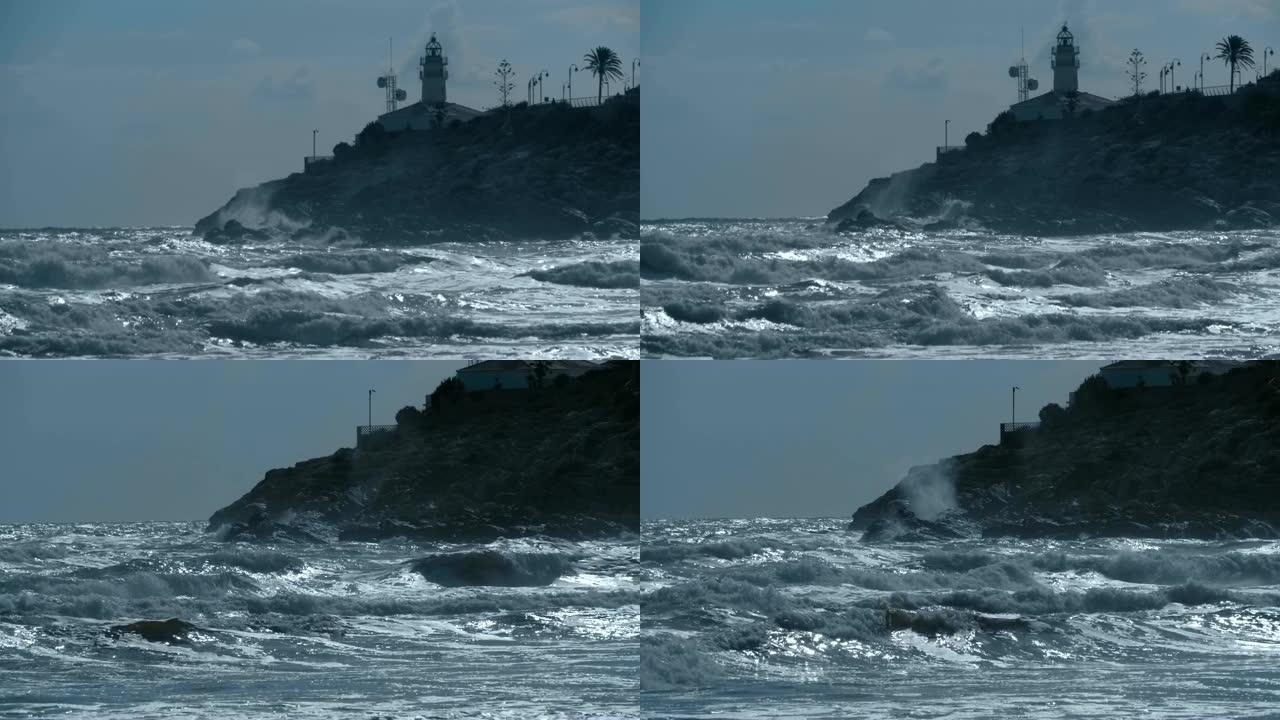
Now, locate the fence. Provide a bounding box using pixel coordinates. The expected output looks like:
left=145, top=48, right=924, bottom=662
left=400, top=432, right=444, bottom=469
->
left=1198, top=84, right=1235, bottom=97
left=356, top=424, right=398, bottom=449
left=304, top=155, right=334, bottom=174
left=999, top=421, right=1040, bottom=446
left=936, top=145, right=964, bottom=161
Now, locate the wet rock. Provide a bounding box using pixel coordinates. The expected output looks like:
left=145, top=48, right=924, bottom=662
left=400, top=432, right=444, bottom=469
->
left=109, top=618, right=201, bottom=644
left=410, top=550, right=573, bottom=587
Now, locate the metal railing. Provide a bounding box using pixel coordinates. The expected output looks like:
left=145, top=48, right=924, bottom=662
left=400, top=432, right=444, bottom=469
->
left=356, top=424, right=398, bottom=448
left=1000, top=422, right=1040, bottom=433
left=936, top=145, right=964, bottom=161
left=1198, top=84, right=1235, bottom=97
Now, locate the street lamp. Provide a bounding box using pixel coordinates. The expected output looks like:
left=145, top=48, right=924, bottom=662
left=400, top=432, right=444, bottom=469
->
left=631, top=58, right=640, bottom=88
left=312, top=129, right=317, bottom=158
left=1200, top=52, right=1213, bottom=89
left=368, top=388, right=375, bottom=427
left=1266, top=47, right=1275, bottom=77
left=527, top=77, right=534, bottom=104
left=568, top=63, right=578, bottom=101
left=1011, top=386, right=1020, bottom=424
left=1159, top=64, right=1168, bottom=93
left=1168, top=58, right=1181, bottom=92
left=539, top=69, right=549, bottom=102
left=944, top=119, right=950, bottom=148
left=562, top=81, right=568, bottom=102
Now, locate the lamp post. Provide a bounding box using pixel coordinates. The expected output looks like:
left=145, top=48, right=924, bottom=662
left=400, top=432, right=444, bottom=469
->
left=1168, top=58, right=1180, bottom=92
left=539, top=69, right=549, bottom=102
left=312, top=129, right=317, bottom=158
left=568, top=63, right=578, bottom=101
left=944, top=119, right=950, bottom=148
left=527, top=77, right=533, bottom=104
left=368, top=389, right=375, bottom=427
left=631, top=58, right=639, bottom=88
left=1266, top=47, right=1275, bottom=77
left=1201, top=52, right=1212, bottom=89
left=1011, top=386, right=1019, bottom=424
left=562, top=81, right=567, bottom=102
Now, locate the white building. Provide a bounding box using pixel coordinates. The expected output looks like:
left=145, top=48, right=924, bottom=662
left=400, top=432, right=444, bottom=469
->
left=1009, top=25, right=1116, bottom=122
left=455, top=360, right=599, bottom=391
left=376, top=34, right=483, bottom=132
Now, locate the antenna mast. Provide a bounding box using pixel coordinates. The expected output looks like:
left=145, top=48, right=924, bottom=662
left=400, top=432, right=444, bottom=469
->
left=376, top=37, right=401, bottom=113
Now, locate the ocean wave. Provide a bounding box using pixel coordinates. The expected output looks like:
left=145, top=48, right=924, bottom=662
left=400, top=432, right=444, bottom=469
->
left=410, top=551, right=574, bottom=587
left=274, top=251, right=419, bottom=275
left=1056, top=276, right=1243, bottom=308
left=523, top=260, right=639, bottom=289
left=201, top=549, right=305, bottom=574
left=641, top=539, right=767, bottom=563
left=641, top=633, right=722, bottom=690
left=0, top=243, right=214, bottom=289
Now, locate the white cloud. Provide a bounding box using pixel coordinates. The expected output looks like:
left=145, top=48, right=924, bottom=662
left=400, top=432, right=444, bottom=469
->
left=231, top=38, right=261, bottom=57
left=864, top=27, right=895, bottom=46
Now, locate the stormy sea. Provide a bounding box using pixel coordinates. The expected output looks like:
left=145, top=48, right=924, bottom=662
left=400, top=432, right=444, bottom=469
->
left=0, top=228, right=639, bottom=358
left=0, top=522, right=638, bottom=719
left=640, top=219, right=1280, bottom=358
left=641, top=518, right=1280, bottom=719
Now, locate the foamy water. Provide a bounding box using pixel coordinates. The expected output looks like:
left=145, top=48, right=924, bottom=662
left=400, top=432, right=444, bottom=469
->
left=641, top=220, right=1280, bottom=358
left=0, top=228, right=639, bottom=358
left=0, top=522, right=638, bottom=718
left=641, top=518, right=1280, bottom=719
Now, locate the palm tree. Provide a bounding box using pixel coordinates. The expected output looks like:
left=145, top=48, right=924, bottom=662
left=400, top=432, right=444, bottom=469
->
left=1215, top=35, right=1256, bottom=92
left=582, top=46, right=624, bottom=104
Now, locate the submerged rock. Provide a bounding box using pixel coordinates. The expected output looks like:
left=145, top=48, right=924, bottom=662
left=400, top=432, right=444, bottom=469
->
left=410, top=550, right=573, bottom=587
left=108, top=618, right=202, bottom=644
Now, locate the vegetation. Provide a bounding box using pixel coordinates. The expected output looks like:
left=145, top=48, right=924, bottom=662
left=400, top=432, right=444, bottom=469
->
left=583, top=46, right=624, bottom=103
left=1215, top=34, right=1255, bottom=92
left=430, top=376, right=465, bottom=411
left=1127, top=49, right=1148, bottom=96
left=494, top=58, right=516, bottom=108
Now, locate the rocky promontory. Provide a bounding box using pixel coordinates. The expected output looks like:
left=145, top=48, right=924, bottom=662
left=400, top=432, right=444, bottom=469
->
left=207, top=361, right=639, bottom=542
left=851, top=362, right=1280, bottom=540
left=195, top=90, right=639, bottom=245
left=829, top=78, right=1280, bottom=235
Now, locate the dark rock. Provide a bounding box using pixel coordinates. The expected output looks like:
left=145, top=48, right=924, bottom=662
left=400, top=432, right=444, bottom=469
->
left=410, top=550, right=573, bottom=587
left=204, top=219, right=272, bottom=245
left=109, top=618, right=202, bottom=644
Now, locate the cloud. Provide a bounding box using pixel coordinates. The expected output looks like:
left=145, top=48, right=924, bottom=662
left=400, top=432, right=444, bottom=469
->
left=864, top=27, right=895, bottom=46
left=251, top=67, right=314, bottom=102
left=884, top=57, right=948, bottom=93
left=546, top=2, right=639, bottom=32
left=230, top=38, right=261, bottom=57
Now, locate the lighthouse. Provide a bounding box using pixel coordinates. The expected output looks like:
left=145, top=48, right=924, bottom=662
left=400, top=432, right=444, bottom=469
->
left=419, top=33, right=448, bottom=104
left=1051, top=24, right=1080, bottom=93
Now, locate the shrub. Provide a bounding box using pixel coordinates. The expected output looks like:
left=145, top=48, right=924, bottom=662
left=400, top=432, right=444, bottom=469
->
left=395, top=405, right=423, bottom=427
left=964, top=131, right=983, bottom=148
left=1038, top=402, right=1068, bottom=428
left=332, top=141, right=353, bottom=160
left=430, top=376, right=466, bottom=410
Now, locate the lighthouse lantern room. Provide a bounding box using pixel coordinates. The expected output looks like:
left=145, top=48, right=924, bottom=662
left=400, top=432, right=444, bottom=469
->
left=1051, top=24, right=1080, bottom=93
left=420, top=33, right=448, bottom=104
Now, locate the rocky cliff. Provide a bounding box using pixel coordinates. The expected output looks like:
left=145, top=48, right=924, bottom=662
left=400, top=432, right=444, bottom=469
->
left=829, top=80, right=1280, bottom=235
left=851, top=362, right=1280, bottom=540
left=195, top=90, right=639, bottom=245
left=207, top=361, right=639, bottom=542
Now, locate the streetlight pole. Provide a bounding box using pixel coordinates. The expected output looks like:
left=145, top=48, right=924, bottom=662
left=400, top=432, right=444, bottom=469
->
left=1201, top=53, right=1212, bottom=89
left=631, top=58, right=639, bottom=88
left=1169, top=58, right=1181, bottom=92
left=562, top=82, right=567, bottom=102
left=568, top=64, right=578, bottom=101
left=540, top=70, right=549, bottom=102
left=368, top=389, right=375, bottom=427
left=1011, top=386, right=1019, bottom=424
left=944, top=119, right=950, bottom=148
left=1266, top=47, right=1275, bottom=77
left=312, top=129, right=317, bottom=158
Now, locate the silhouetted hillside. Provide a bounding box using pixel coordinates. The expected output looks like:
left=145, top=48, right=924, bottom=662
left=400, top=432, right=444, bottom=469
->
left=851, top=362, right=1280, bottom=540
left=830, top=77, right=1280, bottom=235
left=195, top=90, right=639, bottom=245
left=208, top=361, right=639, bottom=542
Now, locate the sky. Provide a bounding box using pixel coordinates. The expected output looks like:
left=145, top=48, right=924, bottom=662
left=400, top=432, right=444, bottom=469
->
left=0, top=0, right=639, bottom=228
left=641, top=360, right=1099, bottom=520
left=0, top=360, right=462, bottom=523
left=641, top=0, right=1280, bottom=219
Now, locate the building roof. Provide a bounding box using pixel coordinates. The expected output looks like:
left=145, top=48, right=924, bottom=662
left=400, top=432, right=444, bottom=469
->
left=377, top=100, right=483, bottom=124
left=1011, top=90, right=1115, bottom=113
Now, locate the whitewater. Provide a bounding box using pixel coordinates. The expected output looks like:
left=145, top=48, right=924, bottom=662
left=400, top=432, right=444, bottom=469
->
left=641, top=220, right=1280, bottom=358
left=641, top=518, right=1280, bottom=719
left=0, top=228, right=638, bottom=358
left=0, top=522, right=638, bottom=719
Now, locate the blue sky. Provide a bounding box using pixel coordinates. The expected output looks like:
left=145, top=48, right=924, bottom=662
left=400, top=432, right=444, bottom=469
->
left=0, top=361, right=462, bottom=522
left=641, top=0, right=1280, bottom=218
left=641, top=360, right=1098, bottom=520
left=0, top=0, right=638, bottom=227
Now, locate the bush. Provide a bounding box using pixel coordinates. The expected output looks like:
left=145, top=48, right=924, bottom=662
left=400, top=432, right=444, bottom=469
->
left=986, top=110, right=1017, bottom=136
left=964, top=131, right=983, bottom=148
left=355, top=121, right=387, bottom=147
left=1038, top=402, right=1068, bottom=428
left=430, top=376, right=466, bottom=410
left=395, top=405, right=423, bottom=427
left=332, top=141, right=353, bottom=160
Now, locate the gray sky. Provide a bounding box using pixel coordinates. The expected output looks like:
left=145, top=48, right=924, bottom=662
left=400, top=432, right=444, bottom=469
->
left=0, top=0, right=638, bottom=228
left=0, top=361, right=462, bottom=523
left=641, top=0, right=1280, bottom=219
left=641, top=360, right=1097, bottom=520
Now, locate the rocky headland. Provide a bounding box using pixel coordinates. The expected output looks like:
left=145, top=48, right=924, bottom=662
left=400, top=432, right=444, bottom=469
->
left=207, top=361, right=639, bottom=543
left=195, top=90, right=639, bottom=245
left=851, top=362, right=1280, bottom=541
left=829, top=78, right=1280, bottom=235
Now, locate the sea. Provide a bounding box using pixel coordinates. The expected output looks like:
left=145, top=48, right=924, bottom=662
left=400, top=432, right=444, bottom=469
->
left=0, top=228, right=639, bottom=358
left=641, top=219, right=1280, bottom=358
left=641, top=517, right=1280, bottom=719
left=0, top=522, right=639, bottom=719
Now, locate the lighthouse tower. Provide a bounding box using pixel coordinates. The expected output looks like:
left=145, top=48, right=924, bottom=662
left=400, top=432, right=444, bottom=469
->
left=1051, top=24, right=1080, bottom=93
left=419, top=33, right=448, bottom=104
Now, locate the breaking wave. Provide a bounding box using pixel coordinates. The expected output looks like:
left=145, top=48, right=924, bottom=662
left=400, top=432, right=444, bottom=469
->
left=523, top=260, right=639, bottom=288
